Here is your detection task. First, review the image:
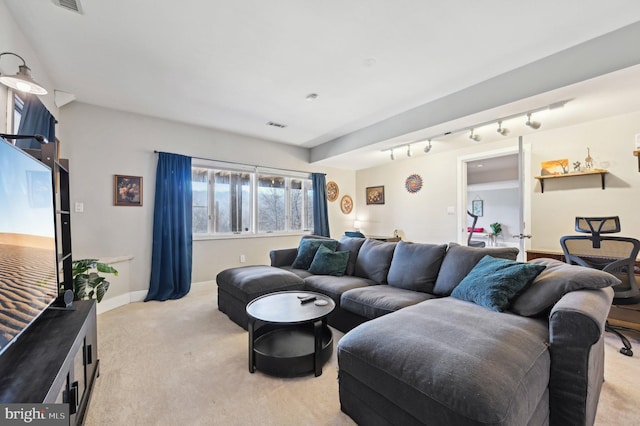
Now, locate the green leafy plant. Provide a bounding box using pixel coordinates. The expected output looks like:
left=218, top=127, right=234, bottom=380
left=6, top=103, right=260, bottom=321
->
left=490, top=222, right=502, bottom=237
left=72, top=259, right=118, bottom=302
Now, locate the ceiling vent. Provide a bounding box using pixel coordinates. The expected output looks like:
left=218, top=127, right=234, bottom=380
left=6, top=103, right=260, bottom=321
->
left=266, top=121, right=287, bottom=129
left=52, top=0, right=83, bottom=14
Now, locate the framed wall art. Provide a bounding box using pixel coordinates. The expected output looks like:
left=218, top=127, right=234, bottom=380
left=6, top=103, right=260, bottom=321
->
left=366, top=186, right=385, bottom=205
left=326, top=181, right=339, bottom=202
left=340, top=195, right=353, bottom=214
left=114, top=175, right=143, bottom=206
left=472, top=199, right=483, bottom=217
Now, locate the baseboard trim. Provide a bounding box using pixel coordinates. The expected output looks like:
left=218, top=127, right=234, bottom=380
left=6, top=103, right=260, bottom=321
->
left=96, top=281, right=213, bottom=315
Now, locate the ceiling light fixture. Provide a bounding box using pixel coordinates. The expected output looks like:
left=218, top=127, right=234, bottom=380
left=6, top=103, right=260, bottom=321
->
left=525, top=113, right=542, bottom=129
left=496, top=121, right=509, bottom=136
left=469, top=129, right=481, bottom=142
left=406, top=144, right=412, bottom=157
left=423, top=139, right=432, bottom=153
left=390, top=149, right=395, bottom=160
left=0, top=52, right=48, bottom=95
left=305, top=93, right=319, bottom=101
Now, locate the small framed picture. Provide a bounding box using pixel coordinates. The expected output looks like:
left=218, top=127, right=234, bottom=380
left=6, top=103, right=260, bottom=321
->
left=472, top=199, right=483, bottom=217
left=366, top=186, right=385, bottom=205
left=114, top=175, right=143, bottom=206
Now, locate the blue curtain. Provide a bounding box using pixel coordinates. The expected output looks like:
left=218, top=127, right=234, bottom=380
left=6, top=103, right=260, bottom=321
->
left=16, top=94, right=56, bottom=148
left=145, top=152, right=193, bottom=301
left=312, top=173, right=330, bottom=237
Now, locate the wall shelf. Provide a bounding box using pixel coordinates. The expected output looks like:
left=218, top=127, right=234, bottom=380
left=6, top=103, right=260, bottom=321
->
left=534, top=169, right=608, bottom=193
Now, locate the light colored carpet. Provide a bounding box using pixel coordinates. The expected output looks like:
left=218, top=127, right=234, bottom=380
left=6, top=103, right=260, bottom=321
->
left=85, top=283, right=640, bottom=425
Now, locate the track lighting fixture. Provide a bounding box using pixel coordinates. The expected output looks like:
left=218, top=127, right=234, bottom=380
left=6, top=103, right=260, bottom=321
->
left=423, top=139, right=432, bottom=153
left=0, top=52, right=48, bottom=95
left=469, top=129, right=481, bottom=142
left=525, top=113, right=541, bottom=129
left=496, top=121, right=509, bottom=136
left=406, top=144, right=412, bottom=157
left=390, top=149, right=395, bottom=160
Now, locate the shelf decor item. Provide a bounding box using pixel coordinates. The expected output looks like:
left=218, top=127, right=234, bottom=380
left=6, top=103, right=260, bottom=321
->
left=114, top=175, right=143, bottom=206
left=340, top=195, right=353, bottom=214
left=326, top=181, right=339, bottom=202
left=540, top=159, right=569, bottom=176
left=366, top=186, right=385, bottom=205
left=405, top=174, right=423, bottom=193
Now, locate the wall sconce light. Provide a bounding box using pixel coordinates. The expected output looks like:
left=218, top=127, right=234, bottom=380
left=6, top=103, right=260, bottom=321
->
left=525, top=113, right=541, bottom=129
left=423, top=139, right=432, bottom=153
left=469, top=129, right=481, bottom=142
left=390, top=149, right=395, bottom=160
left=0, top=52, right=48, bottom=95
left=496, top=121, right=509, bottom=136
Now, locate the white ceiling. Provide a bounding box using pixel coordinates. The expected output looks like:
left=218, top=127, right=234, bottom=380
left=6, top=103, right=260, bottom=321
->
left=4, top=0, right=640, bottom=169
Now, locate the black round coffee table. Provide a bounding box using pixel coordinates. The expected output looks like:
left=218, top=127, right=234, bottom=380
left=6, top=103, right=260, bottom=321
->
left=246, top=291, right=336, bottom=377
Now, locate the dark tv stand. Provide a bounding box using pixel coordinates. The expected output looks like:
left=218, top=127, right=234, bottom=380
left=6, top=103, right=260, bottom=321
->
left=0, top=300, right=99, bottom=425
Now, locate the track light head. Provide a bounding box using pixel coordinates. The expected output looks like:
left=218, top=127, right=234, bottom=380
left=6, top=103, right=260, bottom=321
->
left=423, top=139, right=432, bottom=153
left=390, top=149, right=395, bottom=160
left=406, top=144, right=412, bottom=157
left=526, top=113, right=541, bottom=129
left=496, top=121, right=509, bottom=136
left=469, top=129, right=481, bottom=142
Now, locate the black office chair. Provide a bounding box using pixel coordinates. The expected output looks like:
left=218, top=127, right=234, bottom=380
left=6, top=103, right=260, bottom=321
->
left=467, top=211, right=486, bottom=248
left=560, top=216, right=640, bottom=356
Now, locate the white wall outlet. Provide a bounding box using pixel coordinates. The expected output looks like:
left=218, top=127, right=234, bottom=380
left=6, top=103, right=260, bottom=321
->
left=75, top=202, right=84, bottom=213
left=239, top=254, right=246, bottom=263
left=447, top=206, right=455, bottom=215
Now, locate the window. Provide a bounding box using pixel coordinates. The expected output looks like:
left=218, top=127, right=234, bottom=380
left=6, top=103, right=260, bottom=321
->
left=192, top=162, right=313, bottom=237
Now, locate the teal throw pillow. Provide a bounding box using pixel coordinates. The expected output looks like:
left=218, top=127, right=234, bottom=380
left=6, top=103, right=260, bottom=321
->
left=291, top=238, right=339, bottom=270
left=308, top=245, right=350, bottom=276
left=451, top=255, right=546, bottom=312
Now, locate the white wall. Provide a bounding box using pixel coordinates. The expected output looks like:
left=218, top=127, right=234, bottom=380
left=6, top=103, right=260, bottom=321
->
left=58, top=102, right=355, bottom=294
left=467, top=187, right=519, bottom=241
left=355, top=111, right=640, bottom=253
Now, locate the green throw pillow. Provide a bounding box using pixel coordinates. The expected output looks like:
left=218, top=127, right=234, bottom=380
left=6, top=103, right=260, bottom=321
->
left=308, top=245, right=349, bottom=276
left=451, top=255, right=546, bottom=312
left=291, top=238, right=339, bottom=270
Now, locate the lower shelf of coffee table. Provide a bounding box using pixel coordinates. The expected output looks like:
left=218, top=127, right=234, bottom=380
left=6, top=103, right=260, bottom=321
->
left=253, top=323, right=333, bottom=377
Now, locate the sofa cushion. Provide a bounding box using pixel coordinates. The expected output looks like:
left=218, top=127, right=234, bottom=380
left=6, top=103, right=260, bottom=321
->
left=341, top=285, right=437, bottom=319
left=387, top=241, right=447, bottom=293
left=304, top=275, right=375, bottom=305
left=337, top=236, right=366, bottom=276
left=216, top=265, right=305, bottom=302
left=510, top=257, right=621, bottom=316
left=354, top=239, right=397, bottom=284
left=433, top=243, right=519, bottom=296
left=308, top=245, right=350, bottom=276
left=451, top=255, right=546, bottom=312
left=337, top=297, right=550, bottom=426
left=291, top=238, right=339, bottom=270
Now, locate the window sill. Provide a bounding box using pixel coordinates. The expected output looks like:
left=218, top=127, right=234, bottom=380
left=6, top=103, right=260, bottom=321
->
left=193, top=232, right=312, bottom=242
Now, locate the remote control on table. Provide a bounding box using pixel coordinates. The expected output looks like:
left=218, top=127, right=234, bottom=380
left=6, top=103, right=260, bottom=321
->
left=300, top=295, right=317, bottom=304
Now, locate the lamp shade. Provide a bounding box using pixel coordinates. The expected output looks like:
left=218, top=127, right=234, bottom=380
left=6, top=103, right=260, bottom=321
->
left=0, top=64, right=48, bottom=95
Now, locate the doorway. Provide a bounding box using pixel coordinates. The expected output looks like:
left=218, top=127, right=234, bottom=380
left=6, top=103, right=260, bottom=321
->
left=457, top=143, right=532, bottom=261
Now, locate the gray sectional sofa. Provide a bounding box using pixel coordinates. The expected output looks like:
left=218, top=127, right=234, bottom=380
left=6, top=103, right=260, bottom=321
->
left=218, top=235, right=617, bottom=425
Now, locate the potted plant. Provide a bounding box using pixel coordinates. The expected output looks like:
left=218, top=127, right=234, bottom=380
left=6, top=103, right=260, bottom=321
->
left=488, top=222, right=502, bottom=247
left=72, top=259, right=118, bottom=302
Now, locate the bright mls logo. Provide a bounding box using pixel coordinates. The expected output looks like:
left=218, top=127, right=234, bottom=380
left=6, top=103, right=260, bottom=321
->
left=1, top=404, right=68, bottom=425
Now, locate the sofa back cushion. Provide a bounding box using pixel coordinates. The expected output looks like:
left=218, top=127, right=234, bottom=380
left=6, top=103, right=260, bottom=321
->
left=291, top=237, right=339, bottom=270
left=337, top=236, right=366, bottom=276
left=433, top=243, right=519, bottom=296
left=354, top=239, right=397, bottom=284
left=387, top=241, right=447, bottom=293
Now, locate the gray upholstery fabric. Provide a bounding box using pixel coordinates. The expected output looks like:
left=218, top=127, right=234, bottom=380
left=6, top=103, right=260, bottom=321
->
left=216, top=265, right=304, bottom=302
left=337, top=236, right=366, bottom=276
left=304, top=274, right=375, bottom=305
left=511, top=257, right=620, bottom=316
left=386, top=241, right=447, bottom=293
left=433, top=243, right=519, bottom=296
left=548, top=287, right=613, bottom=426
left=340, top=285, right=436, bottom=319
left=269, top=247, right=298, bottom=267
left=278, top=266, right=313, bottom=279
left=338, top=297, right=550, bottom=425
left=354, top=239, right=397, bottom=283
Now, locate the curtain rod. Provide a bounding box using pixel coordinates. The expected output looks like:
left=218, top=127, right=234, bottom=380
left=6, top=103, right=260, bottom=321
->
left=153, top=150, right=324, bottom=176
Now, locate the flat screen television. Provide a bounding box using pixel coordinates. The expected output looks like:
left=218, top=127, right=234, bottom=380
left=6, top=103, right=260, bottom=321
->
left=0, top=138, right=58, bottom=356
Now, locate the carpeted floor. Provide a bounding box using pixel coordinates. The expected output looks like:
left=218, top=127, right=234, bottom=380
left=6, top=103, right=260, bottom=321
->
left=85, top=282, right=640, bottom=425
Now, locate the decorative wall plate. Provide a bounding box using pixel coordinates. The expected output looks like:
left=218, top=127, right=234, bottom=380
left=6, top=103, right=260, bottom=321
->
left=405, top=174, right=423, bottom=193
left=340, top=195, right=353, bottom=214
left=326, top=181, right=339, bottom=202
